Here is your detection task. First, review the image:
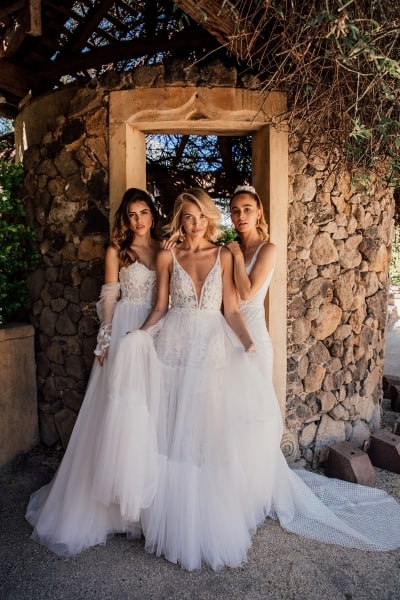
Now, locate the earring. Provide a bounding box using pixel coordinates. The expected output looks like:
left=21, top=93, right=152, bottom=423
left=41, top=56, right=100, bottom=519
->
left=257, top=218, right=260, bottom=226
left=180, top=225, right=186, bottom=236
left=151, top=219, right=154, bottom=228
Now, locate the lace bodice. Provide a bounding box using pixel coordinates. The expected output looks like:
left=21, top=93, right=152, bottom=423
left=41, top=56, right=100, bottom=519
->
left=119, top=261, right=157, bottom=307
left=170, top=248, right=222, bottom=311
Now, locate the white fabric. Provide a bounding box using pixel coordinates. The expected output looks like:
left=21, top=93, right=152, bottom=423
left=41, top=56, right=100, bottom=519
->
left=94, top=247, right=400, bottom=570
left=25, top=262, right=157, bottom=555
left=26, top=248, right=400, bottom=569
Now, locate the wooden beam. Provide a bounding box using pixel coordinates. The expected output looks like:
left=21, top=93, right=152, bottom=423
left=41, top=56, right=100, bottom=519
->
left=174, top=0, right=240, bottom=43
left=26, top=0, right=42, bottom=36
left=36, top=28, right=217, bottom=83
left=0, top=59, right=32, bottom=98
left=0, top=0, right=42, bottom=58
left=59, top=0, right=116, bottom=55
left=0, top=19, right=26, bottom=58
left=174, top=0, right=273, bottom=62
left=0, top=1, right=25, bottom=19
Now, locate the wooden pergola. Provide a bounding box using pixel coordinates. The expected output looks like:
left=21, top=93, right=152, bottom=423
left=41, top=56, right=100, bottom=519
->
left=0, top=0, right=266, bottom=119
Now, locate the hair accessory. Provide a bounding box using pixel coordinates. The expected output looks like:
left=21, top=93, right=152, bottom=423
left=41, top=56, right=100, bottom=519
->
left=234, top=185, right=257, bottom=195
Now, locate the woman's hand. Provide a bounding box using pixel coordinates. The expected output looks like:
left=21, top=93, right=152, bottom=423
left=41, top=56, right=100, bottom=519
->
left=96, top=352, right=107, bottom=366
left=160, top=239, right=176, bottom=250
left=245, top=342, right=256, bottom=353
left=226, top=241, right=242, bottom=257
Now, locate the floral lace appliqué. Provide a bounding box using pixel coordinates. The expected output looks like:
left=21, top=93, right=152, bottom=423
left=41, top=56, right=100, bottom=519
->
left=170, top=249, right=222, bottom=311
left=119, top=262, right=156, bottom=307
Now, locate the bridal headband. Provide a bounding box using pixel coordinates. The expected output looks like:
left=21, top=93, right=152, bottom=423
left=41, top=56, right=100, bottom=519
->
left=234, top=185, right=257, bottom=194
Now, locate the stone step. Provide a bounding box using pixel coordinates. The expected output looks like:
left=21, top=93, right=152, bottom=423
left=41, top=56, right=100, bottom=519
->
left=368, top=430, right=400, bottom=473
left=325, top=441, right=376, bottom=486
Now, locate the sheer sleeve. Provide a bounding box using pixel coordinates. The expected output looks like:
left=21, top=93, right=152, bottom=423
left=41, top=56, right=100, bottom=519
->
left=94, top=282, right=121, bottom=358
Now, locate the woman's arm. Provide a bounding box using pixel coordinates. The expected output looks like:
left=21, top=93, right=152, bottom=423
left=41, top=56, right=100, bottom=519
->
left=220, top=248, right=255, bottom=352
left=227, top=242, right=277, bottom=301
left=95, top=245, right=121, bottom=365
left=103, top=245, right=120, bottom=283
left=141, top=249, right=172, bottom=330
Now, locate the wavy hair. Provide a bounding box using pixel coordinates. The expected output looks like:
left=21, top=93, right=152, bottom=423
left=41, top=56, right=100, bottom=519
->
left=230, top=185, right=269, bottom=242
left=165, top=188, right=223, bottom=244
left=111, top=188, right=160, bottom=266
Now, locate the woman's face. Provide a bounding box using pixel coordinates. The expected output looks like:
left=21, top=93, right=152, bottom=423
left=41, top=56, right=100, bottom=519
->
left=127, top=200, right=153, bottom=236
left=180, top=201, right=209, bottom=239
left=230, top=194, right=261, bottom=234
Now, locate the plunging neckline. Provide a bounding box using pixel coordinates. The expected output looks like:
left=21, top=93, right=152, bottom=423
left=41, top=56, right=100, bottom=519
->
left=172, top=248, right=220, bottom=308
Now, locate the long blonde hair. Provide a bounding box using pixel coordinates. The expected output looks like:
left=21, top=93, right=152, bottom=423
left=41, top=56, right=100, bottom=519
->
left=165, top=188, right=223, bottom=243
left=230, top=185, right=270, bottom=241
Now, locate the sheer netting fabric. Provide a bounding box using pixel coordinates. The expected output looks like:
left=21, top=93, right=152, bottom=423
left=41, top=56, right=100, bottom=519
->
left=25, top=262, right=157, bottom=556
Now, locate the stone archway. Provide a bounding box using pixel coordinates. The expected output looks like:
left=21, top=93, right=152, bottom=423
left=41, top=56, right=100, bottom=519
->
left=109, top=86, right=290, bottom=440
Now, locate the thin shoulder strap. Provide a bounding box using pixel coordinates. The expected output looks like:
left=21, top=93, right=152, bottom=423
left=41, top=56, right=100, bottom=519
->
left=249, top=242, right=266, bottom=268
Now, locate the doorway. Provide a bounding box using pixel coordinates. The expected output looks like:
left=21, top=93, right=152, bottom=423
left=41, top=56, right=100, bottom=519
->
left=109, top=86, right=288, bottom=414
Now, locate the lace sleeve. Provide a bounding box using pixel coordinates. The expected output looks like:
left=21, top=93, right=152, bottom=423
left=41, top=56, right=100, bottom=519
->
left=94, top=282, right=121, bottom=358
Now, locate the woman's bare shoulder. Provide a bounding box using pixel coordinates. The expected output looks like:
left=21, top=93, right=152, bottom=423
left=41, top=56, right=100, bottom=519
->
left=255, top=242, right=277, bottom=271
left=156, top=247, right=173, bottom=265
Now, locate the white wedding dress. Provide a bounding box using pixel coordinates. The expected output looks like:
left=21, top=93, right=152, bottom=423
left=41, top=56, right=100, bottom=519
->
left=25, top=262, right=157, bottom=556
left=26, top=247, right=400, bottom=569
left=93, top=246, right=400, bottom=571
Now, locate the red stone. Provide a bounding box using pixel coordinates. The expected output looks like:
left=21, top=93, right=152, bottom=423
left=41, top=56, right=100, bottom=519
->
left=326, top=441, right=376, bottom=486
left=368, top=430, right=400, bottom=473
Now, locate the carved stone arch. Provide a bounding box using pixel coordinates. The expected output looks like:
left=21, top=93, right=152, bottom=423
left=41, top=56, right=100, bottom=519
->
left=109, top=86, right=293, bottom=456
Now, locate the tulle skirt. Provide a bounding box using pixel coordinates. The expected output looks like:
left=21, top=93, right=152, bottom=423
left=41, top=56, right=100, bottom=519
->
left=93, top=307, right=400, bottom=570
left=25, top=300, right=153, bottom=555
left=26, top=303, right=400, bottom=568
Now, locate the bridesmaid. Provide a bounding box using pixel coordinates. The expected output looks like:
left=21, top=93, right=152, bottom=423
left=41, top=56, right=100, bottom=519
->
left=227, top=184, right=277, bottom=381
left=25, top=188, right=161, bottom=556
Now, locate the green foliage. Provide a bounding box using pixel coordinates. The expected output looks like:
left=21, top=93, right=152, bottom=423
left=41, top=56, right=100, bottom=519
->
left=230, top=1, right=400, bottom=202
left=217, top=226, right=238, bottom=246
left=0, top=161, right=39, bottom=325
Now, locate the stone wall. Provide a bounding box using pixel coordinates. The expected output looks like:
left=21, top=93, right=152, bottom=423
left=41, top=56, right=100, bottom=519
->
left=23, top=87, right=110, bottom=447
left=287, top=132, right=393, bottom=465
left=19, top=61, right=395, bottom=460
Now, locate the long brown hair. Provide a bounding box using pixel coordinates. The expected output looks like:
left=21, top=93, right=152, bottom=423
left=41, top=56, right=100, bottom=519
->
left=111, top=188, right=159, bottom=266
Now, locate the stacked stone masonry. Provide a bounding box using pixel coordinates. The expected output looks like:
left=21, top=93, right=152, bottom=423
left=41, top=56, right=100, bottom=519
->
left=20, top=61, right=394, bottom=464
left=287, top=134, right=393, bottom=466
